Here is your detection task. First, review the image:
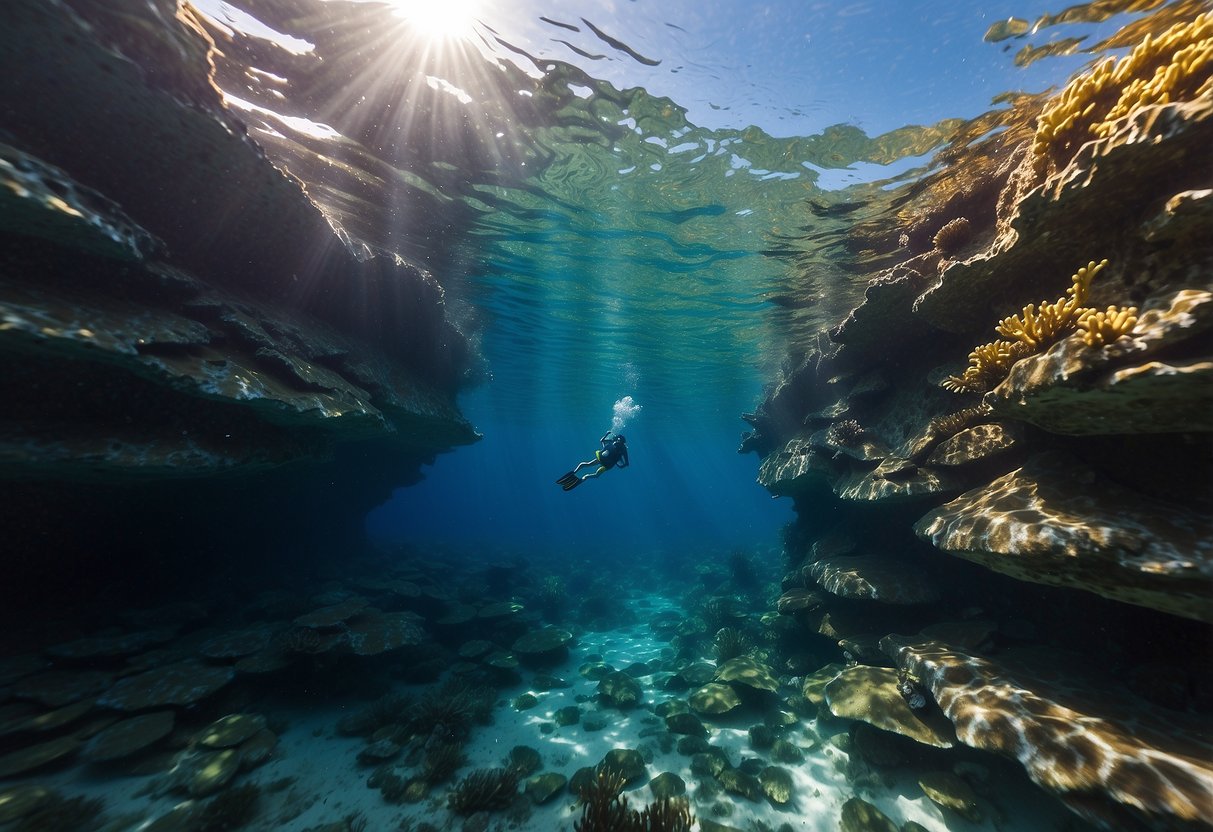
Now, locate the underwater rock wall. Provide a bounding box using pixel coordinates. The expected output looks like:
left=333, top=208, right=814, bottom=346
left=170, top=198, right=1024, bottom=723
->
left=0, top=0, right=479, bottom=609
left=748, top=14, right=1213, bottom=831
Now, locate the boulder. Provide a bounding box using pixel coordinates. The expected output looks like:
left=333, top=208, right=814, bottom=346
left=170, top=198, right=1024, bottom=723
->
left=197, top=714, right=266, bottom=749
left=824, top=665, right=955, bottom=748
left=0, top=735, right=80, bottom=778
left=713, top=657, right=779, bottom=692
left=511, top=628, right=573, bottom=666
left=918, top=771, right=982, bottom=821
left=525, top=772, right=566, bottom=804
left=597, top=671, right=643, bottom=710
left=345, top=612, right=427, bottom=656
left=98, top=662, right=234, bottom=711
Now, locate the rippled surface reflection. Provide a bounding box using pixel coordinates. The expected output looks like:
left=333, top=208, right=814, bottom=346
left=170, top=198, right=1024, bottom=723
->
left=190, top=0, right=1162, bottom=416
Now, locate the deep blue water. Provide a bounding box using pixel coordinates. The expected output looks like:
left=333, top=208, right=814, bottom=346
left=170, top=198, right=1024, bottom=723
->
left=367, top=389, right=796, bottom=558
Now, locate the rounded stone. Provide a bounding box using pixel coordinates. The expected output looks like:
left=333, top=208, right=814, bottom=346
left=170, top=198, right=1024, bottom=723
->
left=690, top=683, right=742, bottom=715
left=0, top=735, right=81, bottom=778
left=839, top=796, right=898, bottom=832
left=197, top=714, right=266, bottom=749
left=918, top=771, right=982, bottom=821
left=83, top=711, right=175, bottom=762
left=718, top=768, right=762, bottom=801
left=525, top=772, right=566, bottom=804
left=649, top=771, right=686, bottom=799
left=597, top=671, right=643, bottom=710
left=714, top=657, right=779, bottom=692
left=357, top=739, right=400, bottom=765
left=0, top=784, right=55, bottom=823
left=458, top=640, right=495, bottom=659
left=598, top=748, right=646, bottom=784
left=98, top=662, right=234, bottom=711
left=759, top=766, right=794, bottom=804
left=553, top=706, right=581, bottom=727
left=665, top=712, right=706, bottom=736
left=512, top=628, right=572, bottom=659
left=188, top=749, right=241, bottom=796
left=238, top=729, right=278, bottom=768
left=676, top=736, right=711, bottom=756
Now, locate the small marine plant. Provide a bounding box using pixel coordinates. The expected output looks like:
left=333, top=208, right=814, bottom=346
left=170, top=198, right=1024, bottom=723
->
left=421, top=741, right=465, bottom=784
left=447, top=767, right=519, bottom=815
left=574, top=766, right=694, bottom=832
left=12, top=795, right=107, bottom=832
left=713, top=627, right=754, bottom=663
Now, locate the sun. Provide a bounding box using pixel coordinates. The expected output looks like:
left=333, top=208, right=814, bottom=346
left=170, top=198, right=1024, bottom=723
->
left=386, top=0, right=482, bottom=41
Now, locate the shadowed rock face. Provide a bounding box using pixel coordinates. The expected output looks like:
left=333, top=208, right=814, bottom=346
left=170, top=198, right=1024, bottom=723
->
left=746, top=11, right=1213, bottom=829
left=915, top=453, right=1213, bottom=622
left=0, top=0, right=481, bottom=611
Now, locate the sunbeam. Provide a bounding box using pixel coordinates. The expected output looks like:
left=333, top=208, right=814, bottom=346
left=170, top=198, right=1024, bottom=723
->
left=384, top=0, right=483, bottom=42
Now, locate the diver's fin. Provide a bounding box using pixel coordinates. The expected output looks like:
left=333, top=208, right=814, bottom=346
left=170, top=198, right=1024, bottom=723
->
left=561, top=475, right=584, bottom=491
left=556, top=471, right=578, bottom=487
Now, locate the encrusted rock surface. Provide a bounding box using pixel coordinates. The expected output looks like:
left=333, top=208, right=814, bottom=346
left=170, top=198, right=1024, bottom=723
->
left=824, top=666, right=955, bottom=748
left=0, top=0, right=481, bottom=607
left=915, top=453, right=1213, bottom=621
left=807, top=556, right=940, bottom=605
left=884, top=636, right=1213, bottom=829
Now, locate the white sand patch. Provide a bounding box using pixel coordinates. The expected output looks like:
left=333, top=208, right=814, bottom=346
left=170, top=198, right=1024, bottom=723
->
left=10, top=593, right=1076, bottom=832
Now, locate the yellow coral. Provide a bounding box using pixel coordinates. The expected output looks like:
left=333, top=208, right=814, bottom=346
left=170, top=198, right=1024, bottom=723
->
left=1032, top=12, right=1213, bottom=178
left=941, top=340, right=1034, bottom=393
left=1077, top=305, right=1139, bottom=346
left=942, top=260, right=1110, bottom=393
left=995, top=259, right=1105, bottom=347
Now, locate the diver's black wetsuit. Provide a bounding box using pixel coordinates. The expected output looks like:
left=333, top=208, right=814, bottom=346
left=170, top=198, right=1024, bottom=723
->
left=595, top=433, right=630, bottom=471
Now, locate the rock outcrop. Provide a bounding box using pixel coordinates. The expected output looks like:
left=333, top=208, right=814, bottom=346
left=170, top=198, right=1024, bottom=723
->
left=748, top=10, right=1213, bottom=830
left=0, top=0, right=480, bottom=609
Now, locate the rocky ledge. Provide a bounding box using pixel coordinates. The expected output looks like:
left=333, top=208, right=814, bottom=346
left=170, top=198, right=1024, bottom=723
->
left=0, top=0, right=479, bottom=607
left=750, top=12, right=1212, bottom=831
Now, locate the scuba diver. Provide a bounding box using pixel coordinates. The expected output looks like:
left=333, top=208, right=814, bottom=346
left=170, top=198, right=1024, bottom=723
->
left=556, top=432, right=629, bottom=491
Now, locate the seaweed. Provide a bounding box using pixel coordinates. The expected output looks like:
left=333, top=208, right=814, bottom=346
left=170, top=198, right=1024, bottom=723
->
left=574, top=767, right=694, bottom=832
left=447, top=768, right=518, bottom=814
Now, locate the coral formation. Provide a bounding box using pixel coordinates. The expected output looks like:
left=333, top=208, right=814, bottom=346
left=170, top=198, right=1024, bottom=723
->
left=942, top=259, right=1108, bottom=392
left=1033, top=12, right=1213, bottom=178
left=447, top=768, right=519, bottom=814
left=1076, top=304, right=1140, bottom=346
left=421, top=741, right=465, bottom=784
left=931, top=217, right=973, bottom=256
left=827, top=419, right=867, bottom=447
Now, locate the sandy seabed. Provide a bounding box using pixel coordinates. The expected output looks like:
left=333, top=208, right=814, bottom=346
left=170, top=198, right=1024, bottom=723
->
left=25, top=594, right=1077, bottom=832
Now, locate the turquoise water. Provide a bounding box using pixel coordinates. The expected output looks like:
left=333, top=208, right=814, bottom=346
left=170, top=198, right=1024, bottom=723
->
left=2, top=1, right=1206, bottom=831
